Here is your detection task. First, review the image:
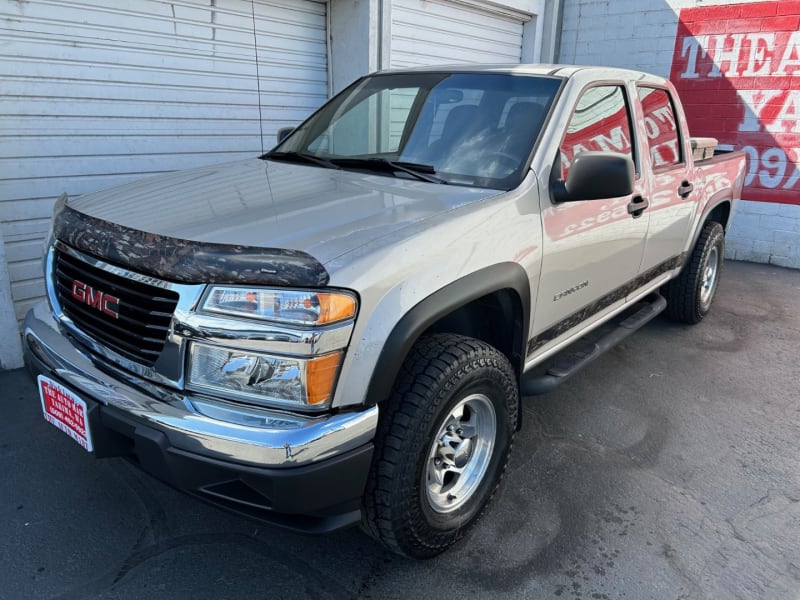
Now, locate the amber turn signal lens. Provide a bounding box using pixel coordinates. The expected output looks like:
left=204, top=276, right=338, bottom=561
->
left=307, top=352, right=343, bottom=405
left=317, top=293, right=357, bottom=325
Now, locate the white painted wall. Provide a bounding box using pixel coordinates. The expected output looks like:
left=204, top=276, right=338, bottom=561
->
left=726, top=202, right=800, bottom=269
left=0, top=228, right=23, bottom=369
left=0, top=0, right=329, bottom=368
left=329, top=0, right=381, bottom=94
left=558, top=0, right=800, bottom=269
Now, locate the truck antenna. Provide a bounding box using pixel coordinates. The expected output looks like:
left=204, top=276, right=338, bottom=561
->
left=250, top=0, right=265, bottom=154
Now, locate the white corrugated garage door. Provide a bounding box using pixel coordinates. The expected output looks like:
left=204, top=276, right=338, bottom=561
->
left=0, top=0, right=328, bottom=322
left=390, top=0, right=528, bottom=68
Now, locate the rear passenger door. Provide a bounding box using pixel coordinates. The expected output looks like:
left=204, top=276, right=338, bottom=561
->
left=531, top=84, right=649, bottom=354
left=635, top=86, right=696, bottom=271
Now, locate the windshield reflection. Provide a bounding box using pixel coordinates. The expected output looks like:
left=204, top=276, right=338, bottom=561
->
left=269, top=72, right=562, bottom=190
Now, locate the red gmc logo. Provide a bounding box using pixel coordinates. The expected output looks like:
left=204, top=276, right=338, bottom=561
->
left=71, top=280, right=120, bottom=319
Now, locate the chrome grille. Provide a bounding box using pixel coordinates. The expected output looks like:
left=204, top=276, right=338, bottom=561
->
left=54, top=249, right=179, bottom=366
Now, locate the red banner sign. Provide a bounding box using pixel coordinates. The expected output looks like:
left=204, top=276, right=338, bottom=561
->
left=670, top=0, right=800, bottom=205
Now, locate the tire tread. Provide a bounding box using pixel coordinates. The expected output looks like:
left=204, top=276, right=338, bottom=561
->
left=664, top=221, right=724, bottom=324
left=362, top=334, right=518, bottom=558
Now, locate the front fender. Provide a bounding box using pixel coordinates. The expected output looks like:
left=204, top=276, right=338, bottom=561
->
left=363, top=262, right=531, bottom=407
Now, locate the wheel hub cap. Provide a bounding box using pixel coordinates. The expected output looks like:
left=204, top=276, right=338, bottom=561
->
left=700, top=246, right=719, bottom=306
left=425, top=394, right=497, bottom=513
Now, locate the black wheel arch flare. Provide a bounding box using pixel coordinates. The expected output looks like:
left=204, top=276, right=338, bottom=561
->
left=364, top=262, right=531, bottom=407
left=688, top=195, right=733, bottom=258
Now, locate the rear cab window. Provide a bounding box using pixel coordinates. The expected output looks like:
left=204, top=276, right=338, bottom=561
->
left=636, top=87, right=683, bottom=170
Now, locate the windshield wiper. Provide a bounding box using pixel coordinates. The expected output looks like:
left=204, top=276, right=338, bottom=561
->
left=333, top=158, right=446, bottom=184
left=263, top=151, right=340, bottom=170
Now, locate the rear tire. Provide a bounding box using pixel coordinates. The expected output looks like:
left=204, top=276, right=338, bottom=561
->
left=362, top=334, right=518, bottom=558
left=664, top=221, right=725, bottom=324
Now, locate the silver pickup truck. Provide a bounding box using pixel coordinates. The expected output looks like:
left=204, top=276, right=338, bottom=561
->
left=23, top=65, right=745, bottom=558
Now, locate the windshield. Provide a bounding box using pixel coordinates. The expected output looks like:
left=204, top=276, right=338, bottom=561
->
left=268, top=72, right=562, bottom=190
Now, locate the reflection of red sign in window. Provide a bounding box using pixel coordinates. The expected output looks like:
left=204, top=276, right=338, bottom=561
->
left=639, top=87, right=681, bottom=168
left=560, top=85, right=633, bottom=178
left=670, top=0, right=800, bottom=205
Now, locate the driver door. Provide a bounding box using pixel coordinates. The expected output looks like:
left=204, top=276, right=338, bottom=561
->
left=531, top=84, right=649, bottom=354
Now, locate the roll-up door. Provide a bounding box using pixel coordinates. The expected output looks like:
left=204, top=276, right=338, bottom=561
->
left=0, top=0, right=328, bottom=322
left=390, top=0, right=528, bottom=68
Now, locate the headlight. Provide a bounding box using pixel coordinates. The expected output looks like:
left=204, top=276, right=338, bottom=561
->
left=200, top=287, right=357, bottom=326
left=188, top=342, right=342, bottom=410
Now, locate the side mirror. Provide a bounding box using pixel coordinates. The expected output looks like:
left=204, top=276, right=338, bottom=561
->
left=276, top=126, right=295, bottom=144
left=552, top=152, right=634, bottom=202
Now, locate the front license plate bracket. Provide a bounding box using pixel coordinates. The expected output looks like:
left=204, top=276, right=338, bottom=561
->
left=38, top=374, right=94, bottom=452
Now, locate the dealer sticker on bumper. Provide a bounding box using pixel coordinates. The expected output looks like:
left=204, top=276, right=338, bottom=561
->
left=37, top=375, right=93, bottom=452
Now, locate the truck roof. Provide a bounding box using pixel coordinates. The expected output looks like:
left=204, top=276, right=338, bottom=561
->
left=377, top=63, right=670, bottom=86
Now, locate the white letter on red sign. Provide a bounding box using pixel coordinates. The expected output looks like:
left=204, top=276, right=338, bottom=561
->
left=776, top=31, right=800, bottom=76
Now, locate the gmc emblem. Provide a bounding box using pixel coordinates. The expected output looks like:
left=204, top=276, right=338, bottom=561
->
left=71, top=280, right=120, bottom=319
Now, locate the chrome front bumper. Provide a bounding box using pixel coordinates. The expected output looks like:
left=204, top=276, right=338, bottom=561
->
left=23, top=300, right=378, bottom=469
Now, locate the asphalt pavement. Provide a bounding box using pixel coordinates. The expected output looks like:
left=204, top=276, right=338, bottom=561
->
left=2, top=260, right=799, bottom=600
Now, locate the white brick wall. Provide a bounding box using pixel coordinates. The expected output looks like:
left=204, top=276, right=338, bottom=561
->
left=560, top=0, right=686, bottom=77
left=559, top=0, right=800, bottom=269
left=727, top=202, right=800, bottom=268
left=0, top=228, right=23, bottom=369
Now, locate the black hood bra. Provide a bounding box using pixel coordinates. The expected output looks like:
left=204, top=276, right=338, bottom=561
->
left=52, top=194, right=330, bottom=287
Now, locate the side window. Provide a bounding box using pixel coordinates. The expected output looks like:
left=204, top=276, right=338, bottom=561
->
left=637, top=87, right=682, bottom=169
left=560, top=85, right=634, bottom=179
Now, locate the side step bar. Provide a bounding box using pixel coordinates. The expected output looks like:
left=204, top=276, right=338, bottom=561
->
left=520, top=293, right=667, bottom=396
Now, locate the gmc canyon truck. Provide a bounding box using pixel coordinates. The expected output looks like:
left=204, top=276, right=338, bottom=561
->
left=24, top=65, right=745, bottom=558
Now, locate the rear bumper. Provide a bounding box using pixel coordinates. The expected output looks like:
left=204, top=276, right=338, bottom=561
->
left=23, top=300, right=378, bottom=532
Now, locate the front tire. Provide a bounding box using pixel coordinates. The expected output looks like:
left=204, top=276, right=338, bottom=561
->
left=664, top=220, right=725, bottom=324
left=362, top=334, right=518, bottom=558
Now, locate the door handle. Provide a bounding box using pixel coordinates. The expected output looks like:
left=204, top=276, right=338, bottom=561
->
left=627, top=195, right=649, bottom=218
left=678, top=180, right=694, bottom=198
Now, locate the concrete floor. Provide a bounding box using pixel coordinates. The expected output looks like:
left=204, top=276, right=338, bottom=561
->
left=2, top=260, right=799, bottom=600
